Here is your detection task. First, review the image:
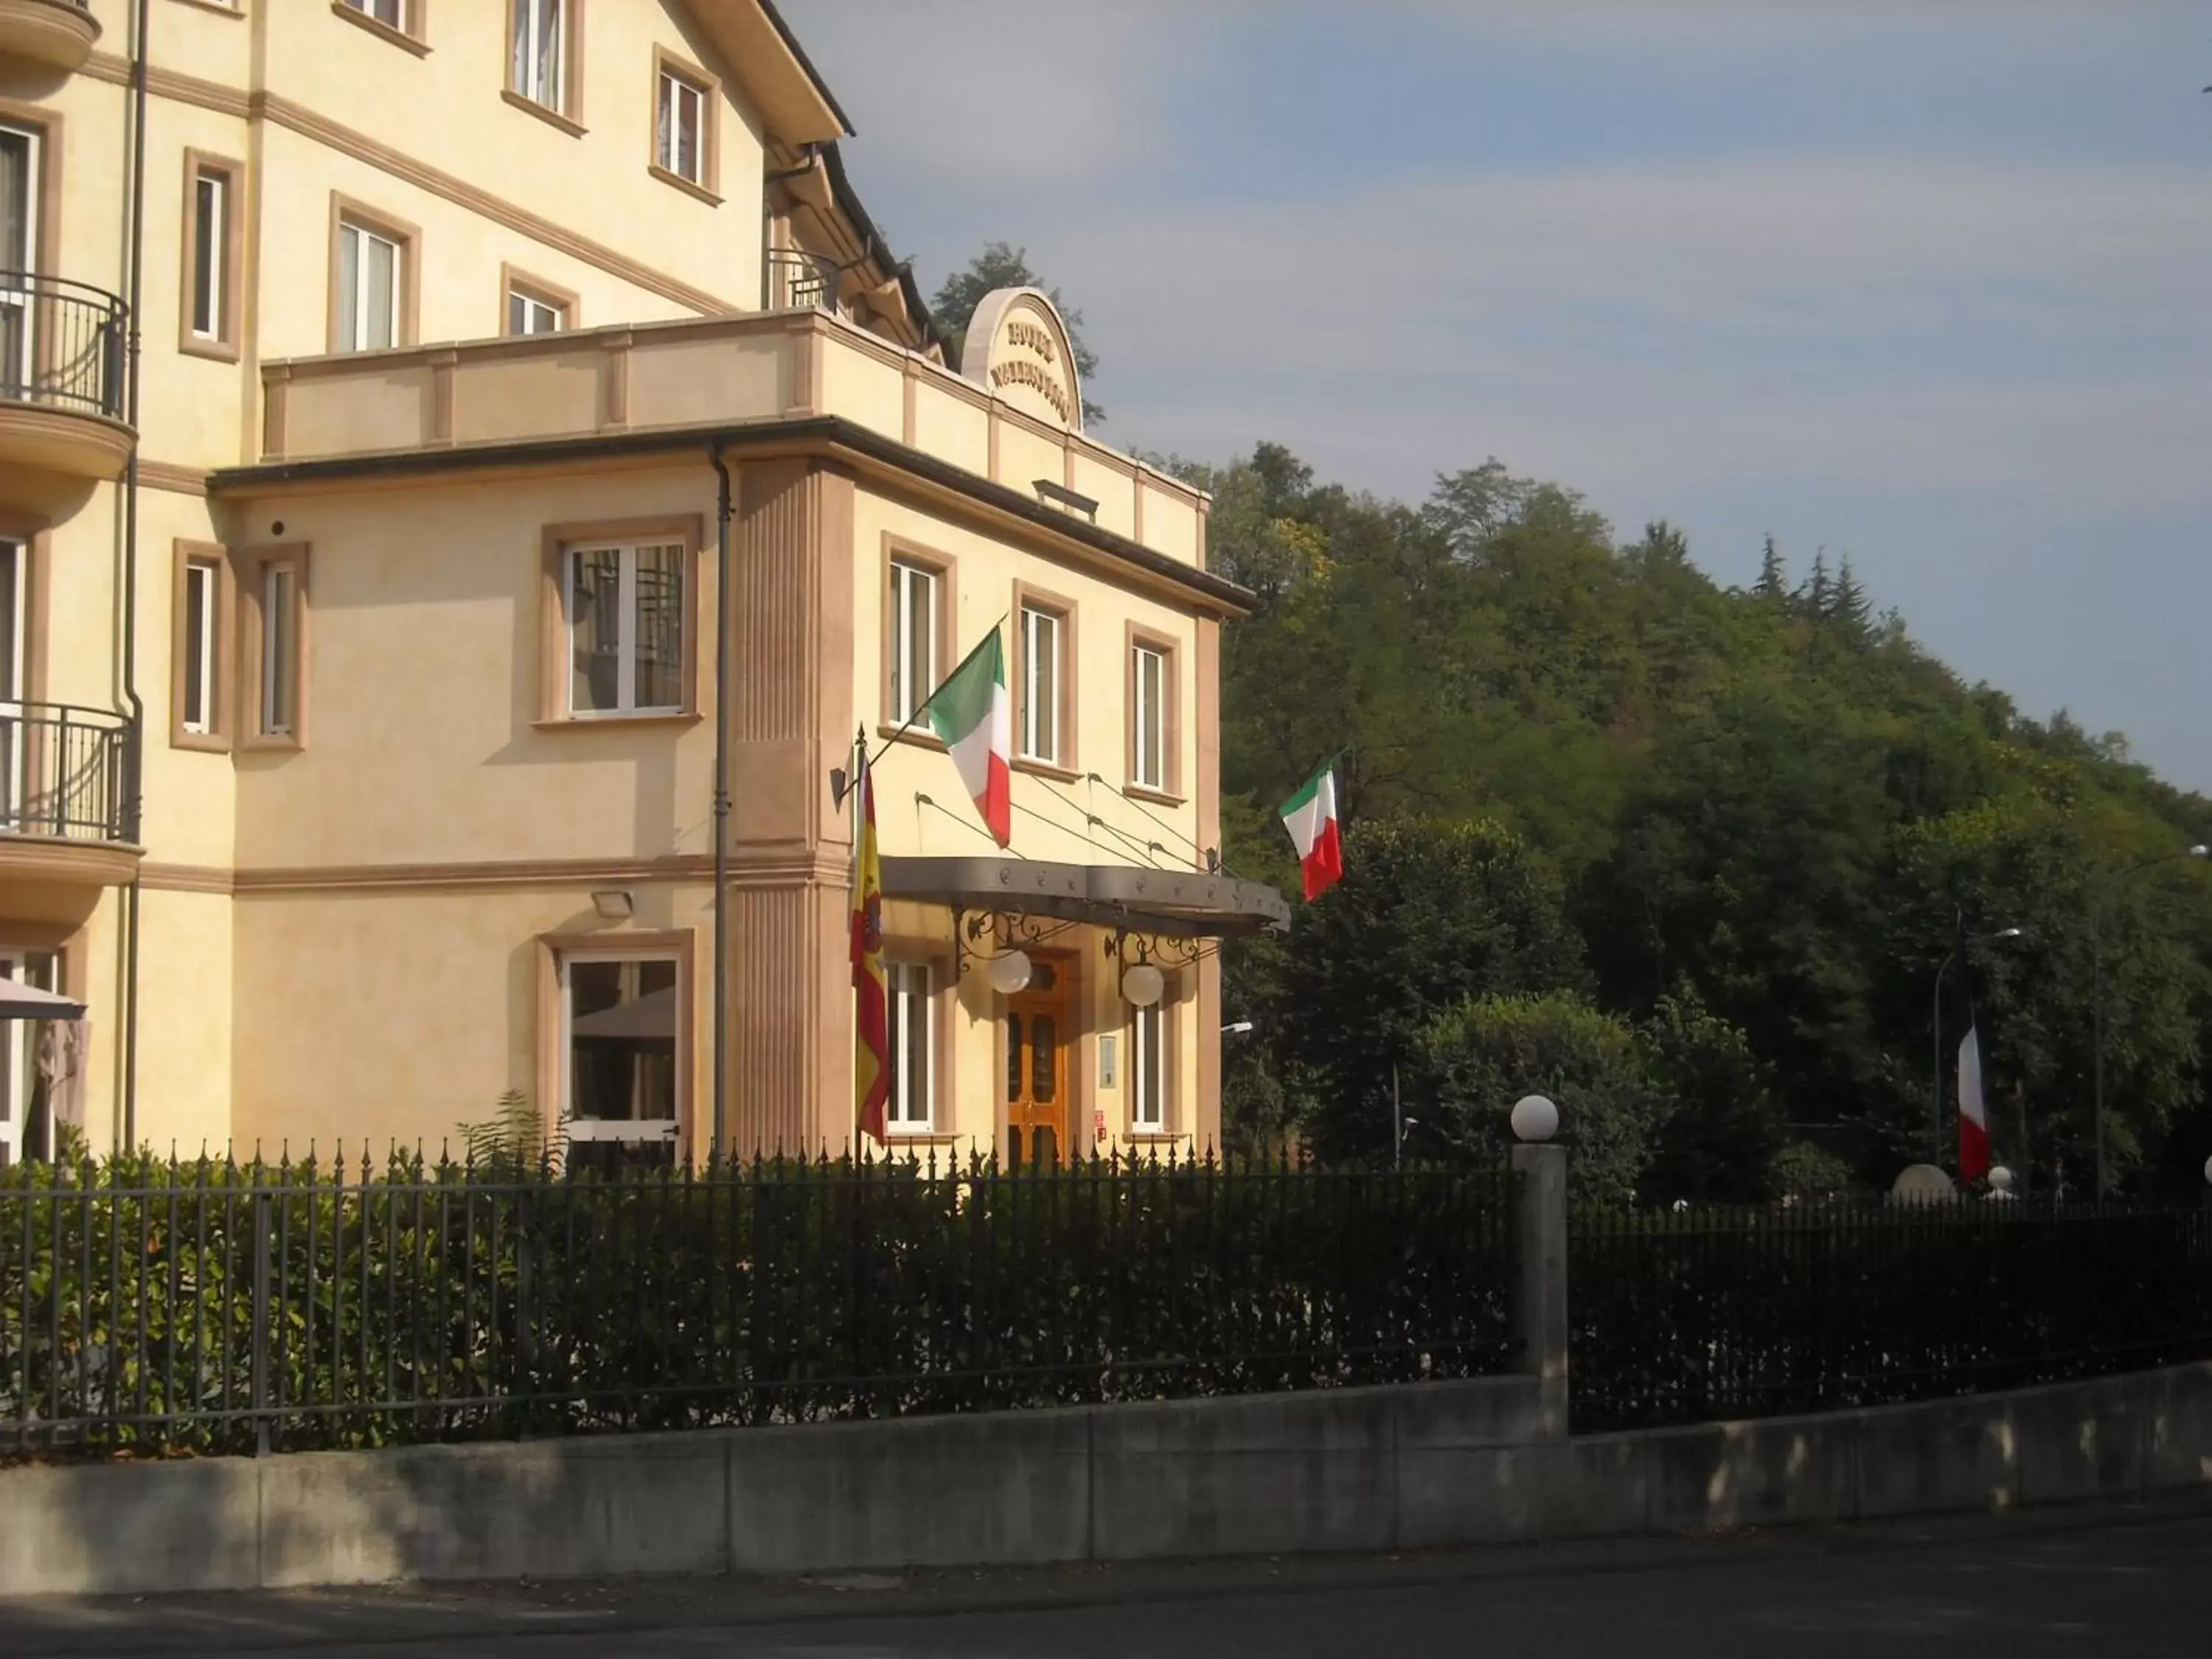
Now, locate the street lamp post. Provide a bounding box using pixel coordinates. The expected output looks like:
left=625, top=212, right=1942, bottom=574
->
left=1933, top=925, right=2023, bottom=1167
left=2093, top=846, right=2209, bottom=1200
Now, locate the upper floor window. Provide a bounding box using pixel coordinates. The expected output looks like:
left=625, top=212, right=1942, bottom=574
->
left=504, top=268, right=573, bottom=336
left=181, top=560, right=218, bottom=734
left=1018, top=599, right=1071, bottom=768
left=566, top=540, right=686, bottom=718
left=344, top=0, right=406, bottom=29
left=335, top=212, right=408, bottom=352
left=181, top=153, right=243, bottom=360
left=1130, top=640, right=1171, bottom=793
left=170, top=542, right=232, bottom=753
left=244, top=543, right=309, bottom=750
left=652, top=53, right=718, bottom=198
left=510, top=0, right=569, bottom=114
left=888, top=557, right=940, bottom=726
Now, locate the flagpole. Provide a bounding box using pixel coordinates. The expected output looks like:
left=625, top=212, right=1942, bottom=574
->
left=865, top=611, right=1010, bottom=773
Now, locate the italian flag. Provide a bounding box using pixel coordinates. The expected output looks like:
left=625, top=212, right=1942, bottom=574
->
left=1279, top=759, right=1343, bottom=902
left=922, top=627, right=1013, bottom=847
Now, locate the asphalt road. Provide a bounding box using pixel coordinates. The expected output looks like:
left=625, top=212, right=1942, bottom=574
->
left=4, top=1495, right=2209, bottom=1658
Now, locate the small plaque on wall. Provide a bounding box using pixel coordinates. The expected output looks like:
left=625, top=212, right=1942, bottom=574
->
left=1098, top=1034, right=1119, bottom=1089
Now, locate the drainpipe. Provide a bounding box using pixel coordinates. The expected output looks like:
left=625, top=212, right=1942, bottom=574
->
left=117, top=0, right=153, bottom=1154
left=709, top=448, right=734, bottom=1161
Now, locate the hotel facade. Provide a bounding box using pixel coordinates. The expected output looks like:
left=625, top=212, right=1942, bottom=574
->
left=0, top=0, right=1281, bottom=1169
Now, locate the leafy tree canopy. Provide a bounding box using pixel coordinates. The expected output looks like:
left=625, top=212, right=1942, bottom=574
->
left=928, top=242, right=1105, bottom=424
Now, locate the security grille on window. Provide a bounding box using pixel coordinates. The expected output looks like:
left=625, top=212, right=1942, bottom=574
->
left=886, top=962, right=935, bottom=1133
left=511, top=0, right=565, bottom=111
left=563, top=956, right=680, bottom=1175
left=1020, top=604, right=1062, bottom=765
left=1133, top=643, right=1166, bottom=791
left=1132, top=1000, right=1166, bottom=1132
left=181, top=561, right=218, bottom=734
left=566, top=542, right=684, bottom=717
left=888, top=559, right=939, bottom=725
left=336, top=219, right=401, bottom=352
left=655, top=66, right=706, bottom=184
left=190, top=170, right=226, bottom=341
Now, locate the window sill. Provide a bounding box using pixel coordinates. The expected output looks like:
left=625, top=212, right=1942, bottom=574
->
left=648, top=164, right=722, bottom=207
left=1013, top=756, right=1082, bottom=785
left=241, top=733, right=305, bottom=754
left=170, top=0, right=246, bottom=19
left=877, top=722, right=946, bottom=752
left=178, top=334, right=242, bottom=366
left=170, top=728, right=232, bottom=755
left=502, top=88, right=586, bottom=139
left=330, top=2, right=430, bottom=56
left=1122, top=782, right=1186, bottom=809
left=532, top=712, right=703, bottom=732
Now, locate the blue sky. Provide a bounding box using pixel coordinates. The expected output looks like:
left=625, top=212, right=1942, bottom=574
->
left=787, top=1, right=2212, bottom=788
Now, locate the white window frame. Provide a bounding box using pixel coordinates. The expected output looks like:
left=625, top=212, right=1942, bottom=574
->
left=886, top=961, right=936, bottom=1134
left=259, top=563, right=298, bottom=738
left=346, top=0, right=407, bottom=29
left=507, top=286, right=564, bottom=336
left=0, top=951, right=59, bottom=1169
left=511, top=0, right=566, bottom=111
left=558, top=951, right=683, bottom=1154
left=0, top=540, right=24, bottom=831
left=888, top=558, right=939, bottom=726
left=1133, top=643, right=1166, bottom=792
left=655, top=66, right=706, bottom=184
left=336, top=218, right=403, bottom=353
left=1, top=125, right=40, bottom=397
left=190, top=169, right=226, bottom=343
left=1020, top=604, right=1062, bottom=765
left=1132, top=1000, right=1167, bottom=1133
left=563, top=540, right=686, bottom=720
left=181, top=559, right=218, bottom=735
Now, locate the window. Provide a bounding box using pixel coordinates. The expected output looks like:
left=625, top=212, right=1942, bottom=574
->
left=507, top=285, right=566, bottom=335
left=260, top=563, right=299, bottom=738
left=886, top=962, right=936, bottom=1133
left=653, top=56, right=714, bottom=192
left=888, top=558, right=939, bottom=726
left=510, top=0, right=566, bottom=111
left=565, top=540, right=686, bottom=717
left=1131, top=1000, right=1167, bottom=1133
left=344, top=0, right=406, bottom=28
left=190, top=172, right=223, bottom=338
left=562, top=954, right=681, bottom=1175
left=335, top=217, right=403, bottom=352
left=1018, top=601, right=1067, bottom=766
left=1132, top=641, right=1169, bottom=793
left=1, top=126, right=38, bottom=398
left=0, top=540, right=22, bottom=828
left=0, top=951, right=63, bottom=1170
left=181, top=153, right=243, bottom=358
left=181, top=561, right=217, bottom=734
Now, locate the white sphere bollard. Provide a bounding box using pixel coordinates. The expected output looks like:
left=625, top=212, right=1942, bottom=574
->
left=1989, top=1166, right=2014, bottom=1192
left=2202, top=1154, right=2212, bottom=1187
left=1510, top=1095, right=1559, bottom=1144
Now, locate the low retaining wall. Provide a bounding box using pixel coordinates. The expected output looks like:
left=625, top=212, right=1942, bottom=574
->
left=4, top=1365, right=2210, bottom=1598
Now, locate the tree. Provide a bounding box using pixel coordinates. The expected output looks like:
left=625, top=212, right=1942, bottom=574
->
left=1828, top=554, right=1873, bottom=642
left=928, top=242, right=1105, bottom=423
left=1753, top=535, right=1787, bottom=602
left=1638, top=989, right=1784, bottom=1202
left=1419, top=992, right=1659, bottom=1205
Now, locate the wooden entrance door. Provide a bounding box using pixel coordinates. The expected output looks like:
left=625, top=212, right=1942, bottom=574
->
left=1004, top=956, right=1071, bottom=1169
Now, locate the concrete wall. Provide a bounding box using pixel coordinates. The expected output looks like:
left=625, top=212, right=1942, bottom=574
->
left=6, top=1363, right=2212, bottom=1599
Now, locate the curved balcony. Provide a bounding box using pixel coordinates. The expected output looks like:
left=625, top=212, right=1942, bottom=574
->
left=0, top=703, right=142, bottom=897
left=0, top=0, right=100, bottom=73
left=0, top=272, right=133, bottom=514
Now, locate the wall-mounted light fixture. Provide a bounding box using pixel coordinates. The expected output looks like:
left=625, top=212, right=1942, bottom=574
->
left=591, top=890, right=636, bottom=921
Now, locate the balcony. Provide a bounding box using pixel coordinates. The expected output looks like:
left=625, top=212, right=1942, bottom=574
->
left=0, top=0, right=100, bottom=72
left=0, top=272, right=133, bottom=515
left=0, top=703, right=142, bottom=897
left=764, top=247, right=841, bottom=313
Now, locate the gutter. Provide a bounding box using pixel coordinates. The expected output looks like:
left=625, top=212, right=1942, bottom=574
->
left=210, top=416, right=1256, bottom=616
left=116, top=0, right=151, bottom=1154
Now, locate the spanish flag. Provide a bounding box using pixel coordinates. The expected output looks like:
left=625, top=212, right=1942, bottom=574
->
left=850, top=742, right=890, bottom=1147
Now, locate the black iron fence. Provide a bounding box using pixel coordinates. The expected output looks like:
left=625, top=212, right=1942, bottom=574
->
left=0, top=703, right=139, bottom=845
left=0, top=273, right=128, bottom=422
left=762, top=247, right=840, bottom=313
left=0, top=1153, right=1517, bottom=1457
left=1571, top=1198, right=2212, bottom=1431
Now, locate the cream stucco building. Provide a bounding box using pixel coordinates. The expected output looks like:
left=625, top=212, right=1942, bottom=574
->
left=0, top=0, right=1279, bottom=1169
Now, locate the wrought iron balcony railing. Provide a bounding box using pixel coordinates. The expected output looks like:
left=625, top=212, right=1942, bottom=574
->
left=0, top=703, right=139, bottom=846
left=762, top=247, right=841, bottom=313
left=0, top=271, right=128, bottom=423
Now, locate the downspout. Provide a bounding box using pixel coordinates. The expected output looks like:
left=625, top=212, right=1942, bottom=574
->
left=118, top=0, right=153, bottom=1154
left=709, top=448, right=734, bottom=1160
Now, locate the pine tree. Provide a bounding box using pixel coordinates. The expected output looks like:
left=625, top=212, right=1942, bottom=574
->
left=1753, top=535, right=1788, bottom=602
left=1829, top=554, right=1874, bottom=641
left=1799, top=550, right=1832, bottom=619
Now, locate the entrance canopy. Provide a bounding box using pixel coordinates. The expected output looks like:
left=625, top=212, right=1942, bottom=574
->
left=0, top=979, right=86, bottom=1022
left=880, top=856, right=1290, bottom=940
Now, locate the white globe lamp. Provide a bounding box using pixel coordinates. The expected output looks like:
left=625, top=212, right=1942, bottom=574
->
left=986, top=949, right=1033, bottom=996
left=1510, top=1094, right=1559, bottom=1144
left=1121, top=964, right=1166, bottom=1008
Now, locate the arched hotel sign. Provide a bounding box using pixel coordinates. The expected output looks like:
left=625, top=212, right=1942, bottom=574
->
left=959, top=288, right=1085, bottom=434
